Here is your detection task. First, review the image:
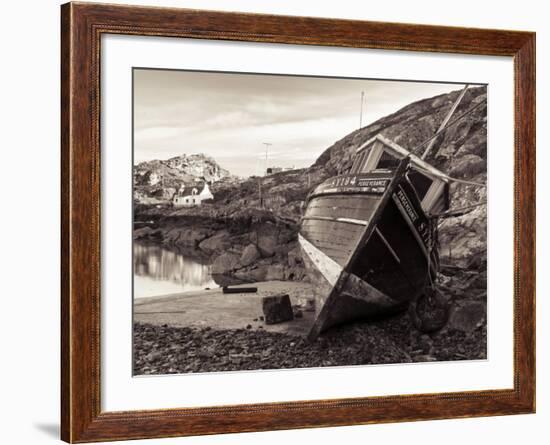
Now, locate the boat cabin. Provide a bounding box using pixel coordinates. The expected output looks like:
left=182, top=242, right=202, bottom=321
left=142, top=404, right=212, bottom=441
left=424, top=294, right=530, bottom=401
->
left=350, top=135, right=450, bottom=215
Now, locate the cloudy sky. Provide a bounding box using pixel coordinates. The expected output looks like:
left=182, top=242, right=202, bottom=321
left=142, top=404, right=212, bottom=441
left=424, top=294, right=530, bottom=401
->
left=134, top=69, right=466, bottom=177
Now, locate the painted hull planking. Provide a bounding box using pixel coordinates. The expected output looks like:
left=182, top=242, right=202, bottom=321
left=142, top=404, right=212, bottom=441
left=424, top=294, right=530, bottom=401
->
left=299, top=159, right=440, bottom=339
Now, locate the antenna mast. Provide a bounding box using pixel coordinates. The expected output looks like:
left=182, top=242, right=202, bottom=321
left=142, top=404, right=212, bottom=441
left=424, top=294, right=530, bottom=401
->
left=262, top=142, right=272, bottom=176
left=258, top=178, right=263, bottom=208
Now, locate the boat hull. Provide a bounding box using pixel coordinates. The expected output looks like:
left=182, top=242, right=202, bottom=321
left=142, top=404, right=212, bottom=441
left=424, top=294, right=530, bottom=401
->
left=299, top=163, right=439, bottom=340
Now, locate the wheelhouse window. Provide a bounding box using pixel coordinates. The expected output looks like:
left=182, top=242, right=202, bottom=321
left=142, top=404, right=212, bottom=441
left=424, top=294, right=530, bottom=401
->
left=350, top=137, right=450, bottom=215
left=407, top=170, right=433, bottom=201
left=361, top=142, right=402, bottom=173
left=350, top=149, right=369, bottom=173
left=376, top=150, right=401, bottom=170
left=351, top=141, right=403, bottom=174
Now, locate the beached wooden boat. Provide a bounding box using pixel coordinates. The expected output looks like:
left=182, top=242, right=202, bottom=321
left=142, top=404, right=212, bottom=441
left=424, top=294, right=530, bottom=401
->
left=299, top=134, right=452, bottom=340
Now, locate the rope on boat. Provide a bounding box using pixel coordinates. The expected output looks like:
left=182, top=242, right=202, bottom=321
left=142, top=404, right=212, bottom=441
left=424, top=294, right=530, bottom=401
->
left=445, top=176, right=486, bottom=187
left=411, top=99, right=487, bottom=158
left=414, top=164, right=487, bottom=187
left=435, top=201, right=487, bottom=219
left=411, top=97, right=488, bottom=188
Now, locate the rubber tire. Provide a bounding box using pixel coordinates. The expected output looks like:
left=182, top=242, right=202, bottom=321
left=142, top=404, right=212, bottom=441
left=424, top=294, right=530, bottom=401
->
left=409, top=287, right=450, bottom=333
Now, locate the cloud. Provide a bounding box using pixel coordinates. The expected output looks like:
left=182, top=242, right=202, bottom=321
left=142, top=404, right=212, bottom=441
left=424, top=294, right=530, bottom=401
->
left=134, top=69, right=469, bottom=176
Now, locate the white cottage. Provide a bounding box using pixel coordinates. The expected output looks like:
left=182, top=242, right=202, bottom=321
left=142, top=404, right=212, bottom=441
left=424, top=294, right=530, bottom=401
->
left=173, top=183, right=213, bottom=207
left=173, top=195, right=201, bottom=207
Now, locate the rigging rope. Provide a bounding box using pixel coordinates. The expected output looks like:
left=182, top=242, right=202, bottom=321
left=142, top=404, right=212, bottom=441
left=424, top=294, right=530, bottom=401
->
left=413, top=164, right=486, bottom=187
left=411, top=97, right=488, bottom=187
left=436, top=201, right=487, bottom=218
left=411, top=99, right=486, bottom=156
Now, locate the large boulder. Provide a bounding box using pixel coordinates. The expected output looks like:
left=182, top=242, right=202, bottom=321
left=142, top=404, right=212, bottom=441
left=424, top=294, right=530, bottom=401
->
left=240, top=243, right=260, bottom=266
left=198, top=230, right=231, bottom=254
left=287, top=245, right=302, bottom=267
left=163, top=227, right=212, bottom=248
left=133, top=226, right=155, bottom=240
left=211, top=253, right=241, bottom=275
left=265, top=264, right=285, bottom=281
left=257, top=233, right=278, bottom=257
left=234, top=265, right=268, bottom=282
left=439, top=203, right=487, bottom=268
left=447, top=301, right=486, bottom=332
left=455, top=132, right=487, bottom=158
left=448, top=154, right=486, bottom=179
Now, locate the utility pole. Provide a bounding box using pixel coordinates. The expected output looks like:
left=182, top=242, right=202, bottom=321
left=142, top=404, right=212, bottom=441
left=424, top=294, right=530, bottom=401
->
left=262, top=142, right=272, bottom=176
left=359, top=91, right=365, bottom=129
left=258, top=178, right=263, bottom=208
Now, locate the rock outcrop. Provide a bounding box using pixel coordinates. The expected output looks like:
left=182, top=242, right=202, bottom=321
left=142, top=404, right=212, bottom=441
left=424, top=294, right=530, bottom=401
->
left=134, top=153, right=233, bottom=204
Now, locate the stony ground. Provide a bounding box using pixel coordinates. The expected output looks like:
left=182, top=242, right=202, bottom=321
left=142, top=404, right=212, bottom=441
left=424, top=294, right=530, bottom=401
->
left=133, top=260, right=487, bottom=375
left=133, top=320, right=486, bottom=375
left=133, top=283, right=486, bottom=375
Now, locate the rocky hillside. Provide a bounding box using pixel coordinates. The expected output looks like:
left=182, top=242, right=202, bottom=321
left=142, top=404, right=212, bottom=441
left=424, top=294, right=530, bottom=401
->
left=134, top=153, right=233, bottom=203
left=135, top=85, right=487, bottom=281
left=314, top=86, right=487, bottom=177
left=315, top=85, right=487, bottom=268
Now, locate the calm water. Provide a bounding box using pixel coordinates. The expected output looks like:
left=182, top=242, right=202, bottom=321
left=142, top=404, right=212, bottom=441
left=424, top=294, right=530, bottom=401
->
left=133, top=242, right=218, bottom=299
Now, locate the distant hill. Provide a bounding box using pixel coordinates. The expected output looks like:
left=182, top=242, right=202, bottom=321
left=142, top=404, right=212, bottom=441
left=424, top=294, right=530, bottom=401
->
left=135, top=153, right=232, bottom=185
left=134, top=153, right=233, bottom=203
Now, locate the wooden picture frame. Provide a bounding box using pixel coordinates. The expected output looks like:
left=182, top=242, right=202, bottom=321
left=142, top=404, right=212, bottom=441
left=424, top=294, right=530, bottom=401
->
left=61, top=2, right=535, bottom=442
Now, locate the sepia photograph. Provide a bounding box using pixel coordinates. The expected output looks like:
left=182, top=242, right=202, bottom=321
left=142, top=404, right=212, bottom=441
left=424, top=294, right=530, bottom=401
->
left=132, top=69, right=488, bottom=375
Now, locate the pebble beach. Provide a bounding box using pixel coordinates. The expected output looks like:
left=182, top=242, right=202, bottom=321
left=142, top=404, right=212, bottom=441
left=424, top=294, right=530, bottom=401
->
left=133, top=270, right=487, bottom=375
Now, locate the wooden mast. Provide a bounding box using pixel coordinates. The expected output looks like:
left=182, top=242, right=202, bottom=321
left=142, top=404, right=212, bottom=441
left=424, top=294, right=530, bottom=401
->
left=420, top=84, right=469, bottom=160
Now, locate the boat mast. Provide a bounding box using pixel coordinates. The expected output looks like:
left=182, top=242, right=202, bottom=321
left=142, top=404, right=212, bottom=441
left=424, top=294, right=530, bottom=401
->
left=420, top=84, right=469, bottom=160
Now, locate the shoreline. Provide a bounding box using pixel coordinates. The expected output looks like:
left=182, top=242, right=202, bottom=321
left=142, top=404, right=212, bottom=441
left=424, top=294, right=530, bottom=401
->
left=134, top=280, right=315, bottom=336
left=133, top=274, right=488, bottom=375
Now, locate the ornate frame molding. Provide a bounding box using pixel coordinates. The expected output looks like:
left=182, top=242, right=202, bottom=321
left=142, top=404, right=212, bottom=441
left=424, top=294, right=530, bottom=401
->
left=61, top=2, right=535, bottom=442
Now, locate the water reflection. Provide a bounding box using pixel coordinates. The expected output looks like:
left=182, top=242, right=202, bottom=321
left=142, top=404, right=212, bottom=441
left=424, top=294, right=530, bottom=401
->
left=133, top=242, right=218, bottom=299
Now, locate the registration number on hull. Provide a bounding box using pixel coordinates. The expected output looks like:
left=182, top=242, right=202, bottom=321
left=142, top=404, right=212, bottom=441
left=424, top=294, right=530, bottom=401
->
left=317, top=175, right=390, bottom=195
